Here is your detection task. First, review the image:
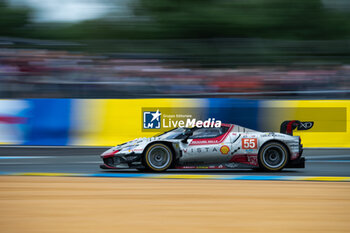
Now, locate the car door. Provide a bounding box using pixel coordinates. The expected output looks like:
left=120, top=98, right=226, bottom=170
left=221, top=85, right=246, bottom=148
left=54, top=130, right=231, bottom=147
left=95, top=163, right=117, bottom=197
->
left=229, top=132, right=241, bottom=157
left=179, top=126, right=232, bottom=165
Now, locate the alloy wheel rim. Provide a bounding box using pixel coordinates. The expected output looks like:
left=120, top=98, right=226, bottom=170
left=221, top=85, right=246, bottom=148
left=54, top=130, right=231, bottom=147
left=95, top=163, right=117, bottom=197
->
left=262, top=145, right=286, bottom=168
left=148, top=146, right=171, bottom=169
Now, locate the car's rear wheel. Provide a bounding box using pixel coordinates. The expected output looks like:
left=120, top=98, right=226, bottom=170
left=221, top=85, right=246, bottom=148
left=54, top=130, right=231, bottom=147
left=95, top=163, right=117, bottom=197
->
left=144, top=143, right=173, bottom=172
left=258, top=142, right=288, bottom=172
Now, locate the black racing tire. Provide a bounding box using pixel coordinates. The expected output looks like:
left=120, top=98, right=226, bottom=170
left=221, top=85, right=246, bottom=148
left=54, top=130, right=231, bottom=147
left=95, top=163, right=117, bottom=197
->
left=258, top=142, right=289, bottom=172
left=143, top=143, right=173, bottom=172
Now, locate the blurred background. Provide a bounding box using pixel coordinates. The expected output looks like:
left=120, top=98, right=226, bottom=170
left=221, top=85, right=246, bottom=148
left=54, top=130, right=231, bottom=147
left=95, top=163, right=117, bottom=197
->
left=1, top=4, right=350, bottom=233
left=1, top=0, right=350, bottom=99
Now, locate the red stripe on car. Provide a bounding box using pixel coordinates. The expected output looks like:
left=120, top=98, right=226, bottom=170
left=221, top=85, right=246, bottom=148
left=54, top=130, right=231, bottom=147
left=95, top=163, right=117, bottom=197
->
left=102, top=150, right=119, bottom=158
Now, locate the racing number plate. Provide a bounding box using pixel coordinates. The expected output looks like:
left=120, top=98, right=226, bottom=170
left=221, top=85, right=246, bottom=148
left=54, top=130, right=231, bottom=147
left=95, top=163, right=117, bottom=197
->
left=242, top=138, right=257, bottom=149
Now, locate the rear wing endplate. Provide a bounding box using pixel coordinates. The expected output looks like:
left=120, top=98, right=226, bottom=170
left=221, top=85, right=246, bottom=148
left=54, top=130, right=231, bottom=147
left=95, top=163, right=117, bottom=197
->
left=280, top=120, right=314, bottom=135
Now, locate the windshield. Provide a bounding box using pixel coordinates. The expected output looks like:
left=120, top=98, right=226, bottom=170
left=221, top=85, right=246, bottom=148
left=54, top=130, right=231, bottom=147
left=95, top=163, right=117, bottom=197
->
left=155, top=128, right=187, bottom=139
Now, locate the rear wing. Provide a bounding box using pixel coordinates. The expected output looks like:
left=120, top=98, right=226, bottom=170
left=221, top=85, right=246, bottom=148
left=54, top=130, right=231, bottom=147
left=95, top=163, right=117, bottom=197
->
left=280, top=120, right=314, bottom=135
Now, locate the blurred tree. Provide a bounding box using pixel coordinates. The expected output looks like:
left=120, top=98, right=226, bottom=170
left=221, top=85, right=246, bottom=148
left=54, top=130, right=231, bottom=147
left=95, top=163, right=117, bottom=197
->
left=3, top=0, right=348, bottom=41
left=0, top=0, right=31, bottom=37
left=137, top=0, right=350, bottom=40
left=0, top=0, right=349, bottom=66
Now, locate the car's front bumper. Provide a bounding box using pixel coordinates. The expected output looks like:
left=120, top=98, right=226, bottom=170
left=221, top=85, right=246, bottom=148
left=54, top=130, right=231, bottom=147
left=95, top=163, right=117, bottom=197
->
left=100, top=153, right=143, bottom=169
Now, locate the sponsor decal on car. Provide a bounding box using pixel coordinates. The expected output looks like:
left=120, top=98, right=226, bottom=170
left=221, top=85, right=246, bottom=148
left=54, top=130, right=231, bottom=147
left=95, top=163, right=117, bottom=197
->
left=183, top=147, right=219, bottom=153
left=242, top=138, right=258, bottom=149
left=220, top=145, right=230, bottom=155
left=297, top=121, right=314, bottom=130
left=247, top=155, right=258, bottom=166
left=261, top=132, right=275, bottom=137
left=190, top=139, right=222, bottom=145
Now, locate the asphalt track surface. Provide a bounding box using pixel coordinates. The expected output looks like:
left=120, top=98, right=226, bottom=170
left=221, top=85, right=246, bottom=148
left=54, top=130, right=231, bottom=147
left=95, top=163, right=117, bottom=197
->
left=0, top=147, right=350, bottom=176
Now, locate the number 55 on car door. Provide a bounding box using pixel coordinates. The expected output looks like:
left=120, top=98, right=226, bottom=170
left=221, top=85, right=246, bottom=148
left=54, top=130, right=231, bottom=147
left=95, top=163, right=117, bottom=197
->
left=242, top=138, right=257, bottom=149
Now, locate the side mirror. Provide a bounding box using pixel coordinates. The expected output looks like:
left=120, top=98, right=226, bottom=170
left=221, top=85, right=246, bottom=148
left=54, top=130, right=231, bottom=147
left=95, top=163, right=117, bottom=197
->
left=184, top=130, right=193, bottom=137
left=181, top=129, right=193, bottom=143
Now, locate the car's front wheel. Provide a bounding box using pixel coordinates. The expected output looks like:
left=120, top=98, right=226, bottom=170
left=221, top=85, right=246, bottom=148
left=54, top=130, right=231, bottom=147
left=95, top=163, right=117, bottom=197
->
left=258, top=142, right=288, bottom=171
left=143, top=143, right=173, bottom=172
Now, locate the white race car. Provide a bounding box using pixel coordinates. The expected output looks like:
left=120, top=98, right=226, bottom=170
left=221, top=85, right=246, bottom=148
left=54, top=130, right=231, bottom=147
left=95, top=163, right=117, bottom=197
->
left=100, top=121, right=309, bottom=172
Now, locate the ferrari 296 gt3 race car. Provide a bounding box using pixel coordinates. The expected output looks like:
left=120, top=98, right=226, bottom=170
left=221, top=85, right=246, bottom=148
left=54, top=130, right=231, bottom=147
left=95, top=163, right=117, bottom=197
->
left=100, top=121, right=310, bottom=172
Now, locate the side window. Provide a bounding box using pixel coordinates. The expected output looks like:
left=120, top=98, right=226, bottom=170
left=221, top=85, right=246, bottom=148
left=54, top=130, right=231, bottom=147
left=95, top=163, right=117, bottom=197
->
left=190, top=126, right=229, bottom=139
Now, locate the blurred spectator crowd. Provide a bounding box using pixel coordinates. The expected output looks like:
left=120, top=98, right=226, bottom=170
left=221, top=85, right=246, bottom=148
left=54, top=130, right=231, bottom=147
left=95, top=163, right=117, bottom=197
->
left=0, top=48, right=349, bottom=99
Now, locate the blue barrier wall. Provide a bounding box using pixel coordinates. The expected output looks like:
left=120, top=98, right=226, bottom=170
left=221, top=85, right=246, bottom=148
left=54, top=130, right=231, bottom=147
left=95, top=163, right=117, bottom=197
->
left=207, top=98, right=260, bottom=131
